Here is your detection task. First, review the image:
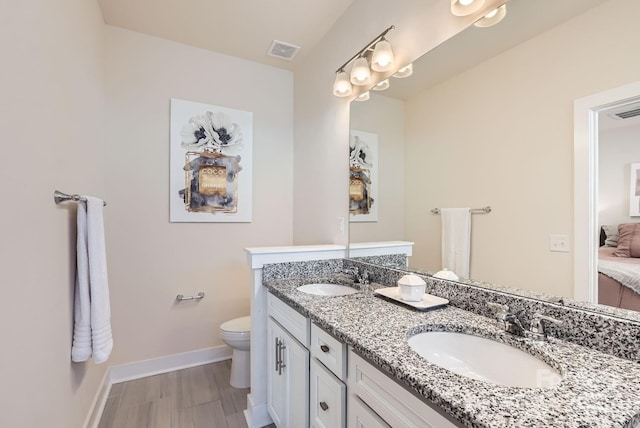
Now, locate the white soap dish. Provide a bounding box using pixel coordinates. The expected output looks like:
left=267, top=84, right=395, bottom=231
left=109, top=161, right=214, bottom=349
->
left=374, top=287, right=449, bottom=311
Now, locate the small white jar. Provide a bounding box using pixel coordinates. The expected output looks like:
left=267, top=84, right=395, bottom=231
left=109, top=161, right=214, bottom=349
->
left=397, top=274, right=426, bottom=302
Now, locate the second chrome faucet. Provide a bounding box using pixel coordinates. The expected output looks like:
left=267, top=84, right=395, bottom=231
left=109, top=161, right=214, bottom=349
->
left=487, top=303, right=562, bottom=341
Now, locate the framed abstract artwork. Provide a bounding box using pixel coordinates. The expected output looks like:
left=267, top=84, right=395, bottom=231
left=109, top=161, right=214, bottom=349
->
left=170, top=98, right=253, bottom=222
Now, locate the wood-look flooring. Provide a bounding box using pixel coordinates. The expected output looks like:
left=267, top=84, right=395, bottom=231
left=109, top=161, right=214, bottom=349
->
left=98, top=360, right=272, bottom=428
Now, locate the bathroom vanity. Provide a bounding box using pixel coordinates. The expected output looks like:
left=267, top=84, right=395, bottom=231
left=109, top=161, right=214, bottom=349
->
left=267, top=290, right=459, bottom=428
left=262, top=265, right=640, bottom=428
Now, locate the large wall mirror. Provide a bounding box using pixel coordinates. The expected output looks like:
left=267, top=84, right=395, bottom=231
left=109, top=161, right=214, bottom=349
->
left=348, top=0, right=640, bottom=319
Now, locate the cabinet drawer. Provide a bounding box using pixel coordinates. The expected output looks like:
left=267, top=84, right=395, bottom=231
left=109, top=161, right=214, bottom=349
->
left=311, top=323, right=347, bottom=380
left=267, top=292, right=310, bottom=347
left=310, top=358, right=346, bottom=428
left=348, top=351, right=460, bottom=428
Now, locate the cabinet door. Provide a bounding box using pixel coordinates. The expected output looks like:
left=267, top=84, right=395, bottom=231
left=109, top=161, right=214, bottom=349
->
left=267, top=317, right=309, bottom=428
left=310, top=359, right=346, bottom=428
left=348, top=394, right=390, bottom=428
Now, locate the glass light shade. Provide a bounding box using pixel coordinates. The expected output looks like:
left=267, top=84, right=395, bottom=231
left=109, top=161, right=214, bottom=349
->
left=372, top=79, right=389, bottom=91
left=474, top=4, right=507, bottom=27
left=350, top=57, right=371, bottom=85
left=392, top=63, right=413, bottom=78
left=333, top=71, right=353, bottom=97
left=450, top=0, right=485, bottom=16
left=371, top=40, right=394, bottom=72
left=354, top=91, right=370, bottom=102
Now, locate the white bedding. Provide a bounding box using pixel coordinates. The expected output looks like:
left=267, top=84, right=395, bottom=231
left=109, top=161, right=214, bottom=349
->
left=598, top=258, right=640, bottom=295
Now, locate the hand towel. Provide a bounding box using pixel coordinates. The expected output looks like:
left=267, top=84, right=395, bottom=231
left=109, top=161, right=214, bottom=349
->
left=441, top=208, right=471, bottom=279
left=86, top=196, right=113, bottom=364
left=71, top=197, right=112, bottom=364
left=71, top=202, right=91, bottom=362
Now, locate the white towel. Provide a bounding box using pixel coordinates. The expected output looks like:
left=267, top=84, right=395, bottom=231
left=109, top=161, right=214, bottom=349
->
left=71, top=197, right=113, bottom=364
left=71, top=202, right=91, bottom=362
left=441, top=208, right=471, bottom=279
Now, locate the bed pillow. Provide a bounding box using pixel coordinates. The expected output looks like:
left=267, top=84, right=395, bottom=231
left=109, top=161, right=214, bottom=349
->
left=602, top=225, right=619, bottom=247
left=613, top=223, right=640, bottom=257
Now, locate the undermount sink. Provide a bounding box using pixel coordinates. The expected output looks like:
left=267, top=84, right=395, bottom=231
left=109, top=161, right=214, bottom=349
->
left=296, top=283, right=360, bottom=297
left=408, top=331, right=561, bottom=388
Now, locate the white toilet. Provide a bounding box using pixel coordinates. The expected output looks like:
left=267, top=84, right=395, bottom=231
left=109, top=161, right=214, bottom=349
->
left=219, top=315, right=251, bottom=389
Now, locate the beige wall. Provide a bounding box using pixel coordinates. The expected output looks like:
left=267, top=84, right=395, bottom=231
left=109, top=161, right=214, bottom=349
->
left=103, top=26, right=293, bottom=364
left=0, top=1, right=107, bottom=427
left=292, top=0, right=506, bottom=245
left=349, top=95, right=406, bottom=242
left=404, top=0, right=640, bottom=297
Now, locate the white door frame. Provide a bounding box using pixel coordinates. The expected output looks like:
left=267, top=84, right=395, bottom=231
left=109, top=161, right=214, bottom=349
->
left=574, top=81, right=640, bottom=302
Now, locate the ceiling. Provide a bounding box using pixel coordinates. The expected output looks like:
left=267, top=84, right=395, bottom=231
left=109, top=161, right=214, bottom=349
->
left=98, top=0, right=354, bottom=71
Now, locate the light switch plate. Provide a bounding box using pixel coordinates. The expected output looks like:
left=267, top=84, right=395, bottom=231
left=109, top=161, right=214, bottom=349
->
left=549, top=234, right=570, bottom=252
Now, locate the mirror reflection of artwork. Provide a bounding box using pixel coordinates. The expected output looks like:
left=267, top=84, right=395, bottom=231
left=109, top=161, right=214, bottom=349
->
left=170, top=98, right=253, bottom=222
left=630, top=163, right=640, bottom=217
left=349, top=130, right=378, bottom=222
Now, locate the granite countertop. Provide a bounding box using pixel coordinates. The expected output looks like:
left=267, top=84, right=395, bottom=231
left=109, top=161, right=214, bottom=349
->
left=264, top=277, right=640, bottom=428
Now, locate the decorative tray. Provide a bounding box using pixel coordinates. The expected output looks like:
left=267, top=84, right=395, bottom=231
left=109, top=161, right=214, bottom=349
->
left=373, top=287, right=449, bottom=311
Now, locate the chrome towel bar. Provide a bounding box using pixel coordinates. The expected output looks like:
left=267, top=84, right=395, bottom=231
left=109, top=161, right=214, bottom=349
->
left=176, top=292, right=205, bottom=302
left=54, top=190, right=107, bottom=206
left=431, top=206, right=491, bottom=214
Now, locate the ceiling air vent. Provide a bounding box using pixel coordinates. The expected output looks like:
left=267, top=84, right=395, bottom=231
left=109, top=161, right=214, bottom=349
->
left=267, top=40, right=301, bottom=61
left=607, top=102, right=640, bottom=120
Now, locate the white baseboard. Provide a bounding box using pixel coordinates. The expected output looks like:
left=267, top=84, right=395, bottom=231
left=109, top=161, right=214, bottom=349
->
left=83, top=368, right=113, bottom=428
left=84, top=345, right=232, bottom=428
left=245, top=393, right=273, bottom=428
left=110, top=345, right=232, bottom=383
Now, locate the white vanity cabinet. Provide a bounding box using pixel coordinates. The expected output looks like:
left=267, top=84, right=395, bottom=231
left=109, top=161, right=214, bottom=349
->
left=347, top=351, right=460, bottom=428
left=267, top=293, right=310, bottom=428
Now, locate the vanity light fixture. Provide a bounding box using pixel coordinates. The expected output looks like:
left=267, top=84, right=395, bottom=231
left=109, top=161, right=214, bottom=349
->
left=332, top=25, right=395, bottom=98
left=474, top=3, right=507, bottom=27
left=372, top=79, right=390, bottom=91
left=392, top=63, right=413, bottom=78
left=450, top=0, right=486, bottom=16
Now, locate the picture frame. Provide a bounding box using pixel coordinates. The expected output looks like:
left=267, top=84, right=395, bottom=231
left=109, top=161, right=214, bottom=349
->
left=630, top=162, right=640, bottom=217
left=349, top=129, right=378, bottom=222
left=170, top=98, right=253, bottom=222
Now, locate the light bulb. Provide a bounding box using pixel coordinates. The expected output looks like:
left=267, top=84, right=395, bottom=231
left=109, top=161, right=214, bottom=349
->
left=350, top=57, right=371, bottom=85
left=333, top=70, right=352, bottom=97
left=474, top=3, right=507, bottom=27
left=372, top=79, right=389, bottom=91
left=392, top=63, right=413, bottom=78
left=450, top=0, right=485, bottom=16
left=371, top=40, right=394, bottom=72
left=354, top=91, right=370, bottom=102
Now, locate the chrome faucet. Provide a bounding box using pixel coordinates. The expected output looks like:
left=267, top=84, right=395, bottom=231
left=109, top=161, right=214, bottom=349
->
left=525, top=313, right=563, bottom=341
left=341, top=267, right=371, bottom=285
left=487, top=303, right=526, bottom=336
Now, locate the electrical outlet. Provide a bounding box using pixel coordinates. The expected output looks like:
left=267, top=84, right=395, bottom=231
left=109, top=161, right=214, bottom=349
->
left=338, top=217, right=345, bottom=234
left=549, top=234, right=569, bottom=252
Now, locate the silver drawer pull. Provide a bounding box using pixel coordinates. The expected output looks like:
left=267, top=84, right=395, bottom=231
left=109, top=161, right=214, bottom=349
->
left=275, top=338, right=280, bottom=372
left=278, top=341, right=286, bottom=375
left=320, top=344, right=330, bottom=353
left=319, top=401, right=329, bottom=411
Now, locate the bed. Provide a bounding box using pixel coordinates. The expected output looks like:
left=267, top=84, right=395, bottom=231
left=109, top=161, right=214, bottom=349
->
left=598, top=224, right=640, bottom=312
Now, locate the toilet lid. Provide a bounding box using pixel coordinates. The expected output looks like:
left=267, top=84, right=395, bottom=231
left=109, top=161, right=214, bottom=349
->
left=220, top=315, right=251, bottom=333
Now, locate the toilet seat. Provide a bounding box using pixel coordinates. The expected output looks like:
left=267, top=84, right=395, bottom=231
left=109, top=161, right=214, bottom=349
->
left=220, top=315, right=251, bottom=334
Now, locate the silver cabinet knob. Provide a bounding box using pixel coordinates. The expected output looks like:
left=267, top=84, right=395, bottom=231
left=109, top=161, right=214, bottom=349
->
left=320, top=344, right=330, bottom=353
left=319, top=401, right=329, bottom=411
